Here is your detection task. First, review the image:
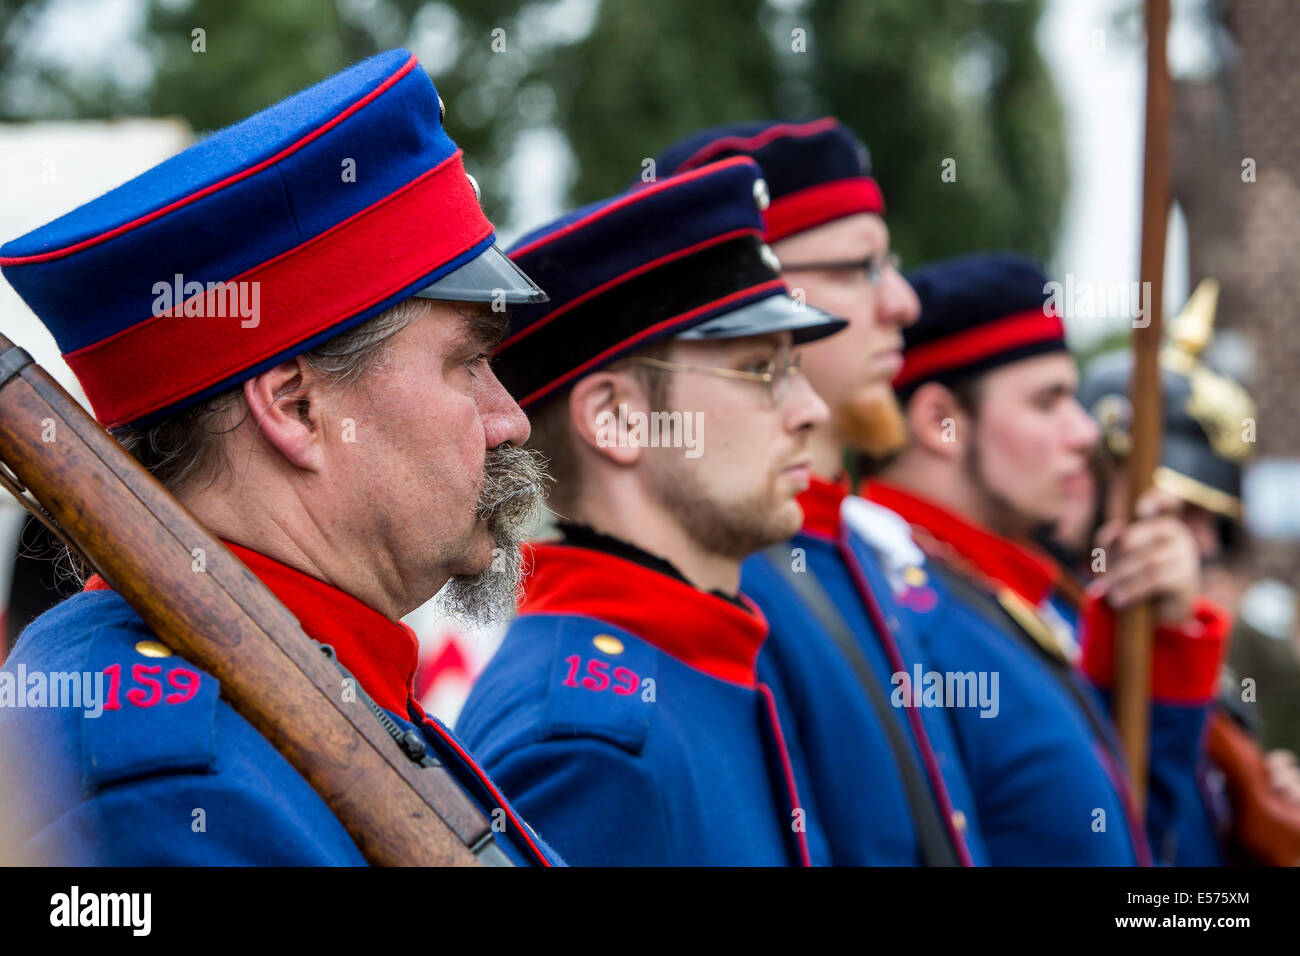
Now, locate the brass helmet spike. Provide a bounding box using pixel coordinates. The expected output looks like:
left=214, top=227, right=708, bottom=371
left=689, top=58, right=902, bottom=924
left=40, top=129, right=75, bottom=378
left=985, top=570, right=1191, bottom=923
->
left=1168, top=277, right=1220, bottom=359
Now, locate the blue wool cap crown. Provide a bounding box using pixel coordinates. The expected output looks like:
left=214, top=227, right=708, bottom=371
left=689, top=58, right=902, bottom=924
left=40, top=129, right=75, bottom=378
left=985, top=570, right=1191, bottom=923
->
left=494, top=156, right=847, bottom=409
left=0, top=48, right=544, bottom=429
left=652, top=118, right=885, bottom=241
left=896, top=252, right=1066, bottom=398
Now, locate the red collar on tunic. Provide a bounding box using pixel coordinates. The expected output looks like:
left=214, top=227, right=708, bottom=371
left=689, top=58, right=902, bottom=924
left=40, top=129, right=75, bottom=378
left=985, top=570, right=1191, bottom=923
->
left=85, top=541, right=420, bottom=716
left=862, top=480, right=1061, bottom=605
left=522, top=541, right=768, bottom=687
left=796, top=472, right=850, bottom=539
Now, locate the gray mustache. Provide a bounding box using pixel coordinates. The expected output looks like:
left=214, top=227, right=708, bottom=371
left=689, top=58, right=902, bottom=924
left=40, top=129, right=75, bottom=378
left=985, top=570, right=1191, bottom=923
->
left=476, top=444, right=550, bottom=531
left=438, top=444, right=551, bottom=628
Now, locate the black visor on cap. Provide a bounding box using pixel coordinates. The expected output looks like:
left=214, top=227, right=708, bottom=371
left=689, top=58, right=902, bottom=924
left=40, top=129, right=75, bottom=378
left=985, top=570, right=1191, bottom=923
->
left=675, top=292, right=847, bottom=345
left=414, top=243, right=548, bottom=304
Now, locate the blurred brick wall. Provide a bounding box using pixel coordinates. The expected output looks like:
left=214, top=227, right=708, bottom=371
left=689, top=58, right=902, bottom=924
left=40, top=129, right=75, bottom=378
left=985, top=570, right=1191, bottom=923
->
left=1177, top=0, right=1300, bottom=588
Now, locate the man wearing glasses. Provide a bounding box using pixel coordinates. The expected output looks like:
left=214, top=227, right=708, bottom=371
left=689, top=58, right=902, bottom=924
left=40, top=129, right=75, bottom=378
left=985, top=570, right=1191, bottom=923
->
left=454, top=157, right=847, bottom=865
left=651, top=120, right=989, bottom=865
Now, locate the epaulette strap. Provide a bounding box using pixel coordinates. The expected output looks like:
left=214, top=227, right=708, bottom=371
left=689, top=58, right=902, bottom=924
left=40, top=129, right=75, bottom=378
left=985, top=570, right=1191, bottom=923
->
left=537, top=617, right=656, bottom=755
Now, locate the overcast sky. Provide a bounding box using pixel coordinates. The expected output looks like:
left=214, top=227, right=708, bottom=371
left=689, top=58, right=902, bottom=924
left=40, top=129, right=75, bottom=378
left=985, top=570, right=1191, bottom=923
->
left=1041, top=0, right=1221, bottom=345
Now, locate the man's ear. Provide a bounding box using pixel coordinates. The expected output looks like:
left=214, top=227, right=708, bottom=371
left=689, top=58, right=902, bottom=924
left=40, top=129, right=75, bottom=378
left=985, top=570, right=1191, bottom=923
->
left=907, top=382, right=967, bottom=459
left=243, top=356, right=327, bottom=471
left=568, top=369, right=646, bottom=466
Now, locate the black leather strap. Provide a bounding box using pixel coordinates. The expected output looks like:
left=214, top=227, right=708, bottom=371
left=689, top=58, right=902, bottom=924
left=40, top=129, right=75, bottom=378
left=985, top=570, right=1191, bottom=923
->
left=0, top=346, right=33, bottom=388
left=926, top=557, right=1127, bottom=767
left=762, top=546, right=961, bottom=866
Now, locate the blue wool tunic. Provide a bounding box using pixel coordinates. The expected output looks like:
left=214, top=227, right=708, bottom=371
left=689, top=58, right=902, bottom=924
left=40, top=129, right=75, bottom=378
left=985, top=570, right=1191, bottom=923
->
left=457, top=531, right=831, bottom=866
left=742, top=475, right=989, bottom=866
left=865, top=480, right=1229, bottom=866
left=0, top=544, right=559, bottom=866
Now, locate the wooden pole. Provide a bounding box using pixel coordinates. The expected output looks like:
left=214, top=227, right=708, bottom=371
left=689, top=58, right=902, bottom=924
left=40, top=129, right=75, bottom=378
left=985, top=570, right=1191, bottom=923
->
left=1114, top=0, right=1172, bottom=814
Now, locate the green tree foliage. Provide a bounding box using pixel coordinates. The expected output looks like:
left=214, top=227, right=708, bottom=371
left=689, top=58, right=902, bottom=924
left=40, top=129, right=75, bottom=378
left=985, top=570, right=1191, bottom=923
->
left=138, top=0, right=587, bottom=227
left=556, top=0, right=782, bottom=202
left=800, top=0, right=1067, bottom=266
left=1, top=0, right=1066, bottom=264
left=557, top=0, right=1066, bottom=266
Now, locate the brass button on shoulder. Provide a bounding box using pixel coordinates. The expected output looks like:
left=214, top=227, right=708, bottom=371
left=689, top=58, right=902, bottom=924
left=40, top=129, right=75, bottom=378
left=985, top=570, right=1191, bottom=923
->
left=951, top=809, right=967, bottom=833
left=134, top=640, right=173, bottom=658
left=903, top=566, right=928, bottom=587
left=592, top=634, right=624, bottom=655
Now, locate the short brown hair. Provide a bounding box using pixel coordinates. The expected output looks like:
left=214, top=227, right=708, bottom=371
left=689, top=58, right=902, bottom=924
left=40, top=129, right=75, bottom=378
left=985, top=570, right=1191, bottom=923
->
left=526, top=338, right=673, bottom=518
left=116, top=297, right=428, bottom=492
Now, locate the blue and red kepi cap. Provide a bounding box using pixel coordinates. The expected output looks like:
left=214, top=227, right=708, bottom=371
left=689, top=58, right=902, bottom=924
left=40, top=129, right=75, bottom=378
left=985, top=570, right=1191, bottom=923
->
left=0, top=48, right=545, bottom=430
left=652, top=118, right=885, bottom=242
left=896, top=252, right=1065, bottom=400
left=494, top=156, right=847, bottom=410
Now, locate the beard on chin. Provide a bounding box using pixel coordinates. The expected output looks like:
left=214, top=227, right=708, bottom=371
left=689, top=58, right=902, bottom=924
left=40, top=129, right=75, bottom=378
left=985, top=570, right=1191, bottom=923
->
left=837, top=386, right=909, bottom=460
left=962, top=439, right=1054, bottom=541
left=439, top=444, right=550, bottom=627
left=652, top=460, right=801, bottom=563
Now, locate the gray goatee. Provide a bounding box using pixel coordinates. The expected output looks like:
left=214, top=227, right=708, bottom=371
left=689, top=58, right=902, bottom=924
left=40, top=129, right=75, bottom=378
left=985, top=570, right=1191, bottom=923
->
left=439, top=444, right=549, bottom=626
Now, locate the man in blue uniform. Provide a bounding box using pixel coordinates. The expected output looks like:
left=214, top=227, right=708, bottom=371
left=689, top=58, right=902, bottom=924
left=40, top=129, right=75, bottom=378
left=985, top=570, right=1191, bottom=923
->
left=866, top=252, right=1229, bottom=864
left=650, top=120, right=988, bottom=865
left=0, top=50, right=559, bottom=865
left=455, top=157, right=847, bottom=865
left=1071, top=284, right=1300, bottom=863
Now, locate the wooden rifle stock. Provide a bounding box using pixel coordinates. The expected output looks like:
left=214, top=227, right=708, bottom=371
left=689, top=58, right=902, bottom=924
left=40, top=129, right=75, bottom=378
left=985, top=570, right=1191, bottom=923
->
left=1207, top=711, right=1300, bottom=866
left=0, top=334, right=505, bottom=866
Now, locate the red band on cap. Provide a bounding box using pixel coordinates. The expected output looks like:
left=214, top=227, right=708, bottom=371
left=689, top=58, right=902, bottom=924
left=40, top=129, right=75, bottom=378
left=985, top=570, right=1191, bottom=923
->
left=66, top=151, right=492, bottom=428
left=894, top=307, right=1064, bottom=391
left=497, top=227, right=761, bottom=353
left=516, top=280, right=787, bottom=409
left=763, top=178, right=885, bottom=242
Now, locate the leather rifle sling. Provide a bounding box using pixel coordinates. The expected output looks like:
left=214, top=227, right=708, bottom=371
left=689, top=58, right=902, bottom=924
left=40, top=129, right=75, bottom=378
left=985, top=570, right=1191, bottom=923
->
left=762, top=546, right=962, bottom=866
left=927, top=559, right=1132, bottom=777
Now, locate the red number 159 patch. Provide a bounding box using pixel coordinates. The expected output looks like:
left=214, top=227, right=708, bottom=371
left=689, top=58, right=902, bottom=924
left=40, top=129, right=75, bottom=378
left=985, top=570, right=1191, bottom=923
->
left=102, top=663, right=202, bottom=710
left=561, top=655, right=639, bottom=695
